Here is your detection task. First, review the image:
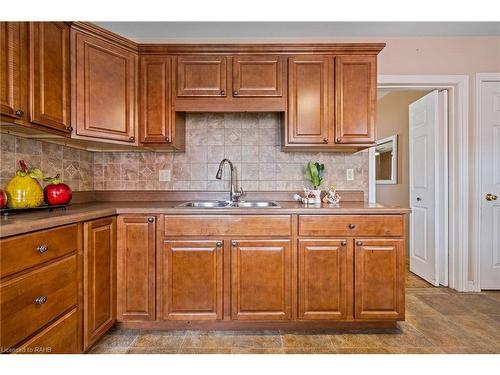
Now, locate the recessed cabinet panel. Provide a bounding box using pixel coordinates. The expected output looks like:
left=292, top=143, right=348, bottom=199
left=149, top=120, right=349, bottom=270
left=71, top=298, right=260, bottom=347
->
left=140, top=56, right=172, bottom=143
left=0, top=22, right=24, bottom=120
left=162, top=240, right=223, bottom=320
left=335, top=55, right=376, bottom=144
left=287, top=56, right=330, bottom=144
left=73, top=30, right=137, bottom=143
left=176, top=56, right=227, bottom=97
left=117, top=216, right=156, bottom=321
left=232, top=56, right=283, bottom=97
left=354, top=239, right=405, bottom=320
left=83, top=217, right=116, bottom=350
left=29, top=22, right=71, bottom=132
left=231, top=239, right=291, bottom=320
left=298, top=239, right=349, bottom=320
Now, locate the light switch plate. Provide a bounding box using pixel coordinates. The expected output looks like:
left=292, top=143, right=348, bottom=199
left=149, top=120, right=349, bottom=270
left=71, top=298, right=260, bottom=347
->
left=346, top=168, right=354, bottom=181
left=159, top=169, right=171, bottom=182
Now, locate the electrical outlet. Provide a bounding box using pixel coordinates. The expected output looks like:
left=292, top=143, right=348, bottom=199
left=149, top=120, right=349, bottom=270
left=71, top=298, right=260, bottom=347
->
left=346, top=168, right=354, bottom=181
left=159, top=169, right=171, bottom=182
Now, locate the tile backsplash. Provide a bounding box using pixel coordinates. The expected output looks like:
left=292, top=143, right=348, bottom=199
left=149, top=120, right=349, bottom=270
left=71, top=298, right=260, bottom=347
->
left=0, top=133, right=93, bottom=191
left=94, top=113, right=369, bottom=197
left=1, top=113, right=368, bottom=198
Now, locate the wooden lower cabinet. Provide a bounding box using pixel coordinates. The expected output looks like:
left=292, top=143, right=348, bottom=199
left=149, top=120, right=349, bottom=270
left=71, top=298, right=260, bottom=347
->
left=17, top=308, right=80, bottom=354
left=354, top=239, right=405, bottom=320
left=83, top=217, right=116, bottom=350
left=117, top=215, right=156, bottom=321
left=161, top=240, right=223, bottom=320
left=231, top=239, right=292, bottom=320
left=298, top=239, right=349, bottom=320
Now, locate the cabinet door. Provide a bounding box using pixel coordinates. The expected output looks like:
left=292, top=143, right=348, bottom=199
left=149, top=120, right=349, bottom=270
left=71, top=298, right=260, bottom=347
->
left=231, top=239, right=291, bottom=320
left=140, top=56, right=172, bottom=144
left=176, top=56, right=226, bottom=97
left=232, top=55, right=283, bottom=97
left=298, top=239, right=349, bottom=320
left=83, top=217, right=116, bottom=351
left=29, top=22, right=71, bottom=133
left=335, top=55, right=376, bottom=144
left=117, top=216, right=156, bottom=321
left=287, top=56, right=330, bottom=144
left=1, top=22, right=25, bottom=120
left=161, top=240, right=223, bottom=320
left=354, top=239, right=405, bottom=320
left=73, top=30, right=137, bottom=143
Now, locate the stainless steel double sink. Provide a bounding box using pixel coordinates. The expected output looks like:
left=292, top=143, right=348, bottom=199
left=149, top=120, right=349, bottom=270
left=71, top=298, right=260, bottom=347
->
left=177, top=200, right=280, bottom=208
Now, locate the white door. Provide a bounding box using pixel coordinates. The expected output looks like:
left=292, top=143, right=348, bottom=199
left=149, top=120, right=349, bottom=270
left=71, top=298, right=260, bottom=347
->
left=480, top=81, right=500, bottom=290
left=409, top=90, right=448, bottom=286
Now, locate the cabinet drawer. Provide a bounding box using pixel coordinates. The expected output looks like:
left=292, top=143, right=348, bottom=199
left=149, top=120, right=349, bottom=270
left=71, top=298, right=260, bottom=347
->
left=164, top=215, right=291, bottom=237
left=0, top=255, right=78, bottom=350
left=0, top=224, right=79, bottom=278
left=299, top=215, right=403, bottom=237
left=16, top=308, right=80, bottom=354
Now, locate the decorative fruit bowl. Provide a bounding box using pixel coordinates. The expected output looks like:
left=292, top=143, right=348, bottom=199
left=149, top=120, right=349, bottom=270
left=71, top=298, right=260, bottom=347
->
left=0, top=203, right=71, bottom=216
left=1, top=161, right=73, bottom=215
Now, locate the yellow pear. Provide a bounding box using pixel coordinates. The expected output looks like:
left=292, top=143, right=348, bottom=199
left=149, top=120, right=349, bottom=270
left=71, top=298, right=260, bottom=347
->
left=5, top=172, right=44, bottom=209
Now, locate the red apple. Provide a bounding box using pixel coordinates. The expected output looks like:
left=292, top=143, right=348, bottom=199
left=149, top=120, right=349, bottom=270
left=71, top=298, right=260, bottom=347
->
left=0, top=190, right=7, bottom=208
left=43, top=175, right=72, bottom=206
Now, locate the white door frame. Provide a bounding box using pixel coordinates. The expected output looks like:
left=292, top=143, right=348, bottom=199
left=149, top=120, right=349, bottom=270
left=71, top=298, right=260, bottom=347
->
left=369, top=74, right=470, bottom=291
left=475, top=73, right=500, bottom=291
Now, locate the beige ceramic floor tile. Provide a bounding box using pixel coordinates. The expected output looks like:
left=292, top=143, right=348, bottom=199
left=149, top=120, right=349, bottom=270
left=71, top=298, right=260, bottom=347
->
left=281, top=333, right=333, bottom=349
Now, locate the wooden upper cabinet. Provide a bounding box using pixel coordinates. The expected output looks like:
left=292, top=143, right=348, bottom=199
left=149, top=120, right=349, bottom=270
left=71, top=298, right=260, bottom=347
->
left=83, top=217, right=116, bottom=351
left=117, top=215, right=156, bottom=321
left=73, top=30, right=137, bottom=143
left=232, top=55, right=283, bottom=97
left=231, top=239, right=291, bottom=320
left=298, top=239, right=349, bottom=320
left=335, top=55, right=376, bottom=144
left=140, top=56, right=172, bottom=144
left=161, top=240, right=223, bottom=320
left=29, top=22, right=71, bottom=133
left=287, top=56, right=330, bottom=145
left=1, top=22, right=25, bottom=120
left=354, top=239, right=405, bottom=320
left=176, top=56, right=227, bottom=97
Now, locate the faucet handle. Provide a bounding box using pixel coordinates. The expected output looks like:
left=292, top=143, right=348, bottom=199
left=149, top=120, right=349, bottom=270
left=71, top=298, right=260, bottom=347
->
left=233, top=187, right=245, bottom=201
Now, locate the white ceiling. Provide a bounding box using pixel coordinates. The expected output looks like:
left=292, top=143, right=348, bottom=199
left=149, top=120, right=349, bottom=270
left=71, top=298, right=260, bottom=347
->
left=94, top=22, right=500, bottom=42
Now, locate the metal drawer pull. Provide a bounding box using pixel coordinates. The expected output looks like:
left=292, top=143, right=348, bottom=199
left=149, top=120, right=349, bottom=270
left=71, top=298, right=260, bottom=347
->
left=231, top=240, right=238, bottom=247
left=341, top=240, right=347, bottom=246
left=216, top=241, right=222, bottom=247
left=356, top=241, right=363, bottom=246
left=348, top=224, right=356, bottom=229
left=35, top=296, right=47, bottom=305
left=37, top=244, right=48, bottom=254
left=148, top=217, right=155, bottom=223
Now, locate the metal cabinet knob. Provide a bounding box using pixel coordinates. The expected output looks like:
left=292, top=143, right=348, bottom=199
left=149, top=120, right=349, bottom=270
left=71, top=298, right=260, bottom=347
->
left=66, top=126, right=73, bottom=132
left=231, top=240, right=238, bottom=247
left=129, top=136, right=135, bottom=142
left=220, top=90, right=225, bottom=96
left=233, top=90, right=238, bottom=96
left=336, top=137, right=341, bottom=143
left=216, top=241, right=222, bottom=247
left=323, top=138, right=328, bottom=144
left=147, top=217, right=155, bottom=223
left=348, top=224, right=356, bottom=229
left=486, top=193, right=498, bottom=201
left=356, top=241, right=363, bottom=246
left=37, top=244, right=48, bottom=254
left=341, top=240, right=347, bottom=246
left=15, top=109, right=24, bottom=117
left=165, top=136, right=170, bottom=142
left=35, top=296, right=47, bottom=305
